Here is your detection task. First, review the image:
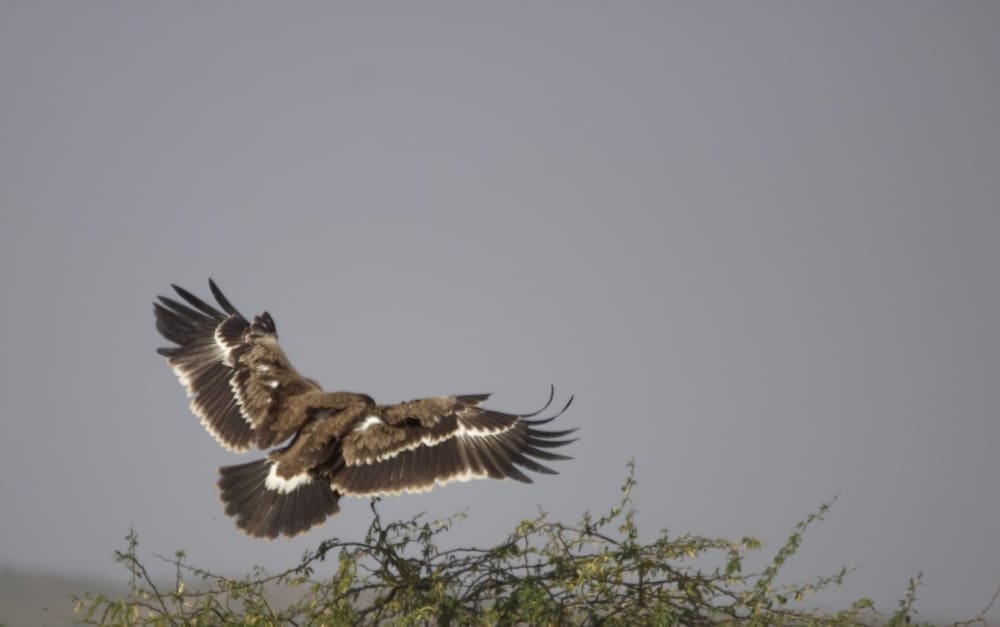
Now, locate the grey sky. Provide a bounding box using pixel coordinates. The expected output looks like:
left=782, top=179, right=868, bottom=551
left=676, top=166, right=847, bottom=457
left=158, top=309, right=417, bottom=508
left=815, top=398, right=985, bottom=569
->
left=2, top=1, right=998, bottom=621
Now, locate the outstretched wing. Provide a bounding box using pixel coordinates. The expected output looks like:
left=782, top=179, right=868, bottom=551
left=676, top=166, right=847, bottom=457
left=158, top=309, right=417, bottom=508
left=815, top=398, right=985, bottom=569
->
left=332, top=389, right=575, bottom=496
left=154, top=280, right=320, bottom=452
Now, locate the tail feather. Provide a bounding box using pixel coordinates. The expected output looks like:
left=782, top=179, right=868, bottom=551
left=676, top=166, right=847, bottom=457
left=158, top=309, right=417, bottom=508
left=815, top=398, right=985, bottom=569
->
left=217, top=459, right=340, bottom=539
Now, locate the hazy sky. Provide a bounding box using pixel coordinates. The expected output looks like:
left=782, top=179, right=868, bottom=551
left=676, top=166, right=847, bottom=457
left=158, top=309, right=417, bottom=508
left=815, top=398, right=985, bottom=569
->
left=2, top=2, right=998, bottom=621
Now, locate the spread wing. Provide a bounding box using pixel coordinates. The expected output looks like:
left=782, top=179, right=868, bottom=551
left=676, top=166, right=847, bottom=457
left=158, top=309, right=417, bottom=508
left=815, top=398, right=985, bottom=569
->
left=154, top=280, right=320, bottom=452
left=332, top=389, right=575, bottom=496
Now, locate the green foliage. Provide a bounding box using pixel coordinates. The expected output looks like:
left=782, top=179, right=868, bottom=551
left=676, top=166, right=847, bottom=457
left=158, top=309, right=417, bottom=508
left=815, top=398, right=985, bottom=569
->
left=73, top=462, right=997, bottom=626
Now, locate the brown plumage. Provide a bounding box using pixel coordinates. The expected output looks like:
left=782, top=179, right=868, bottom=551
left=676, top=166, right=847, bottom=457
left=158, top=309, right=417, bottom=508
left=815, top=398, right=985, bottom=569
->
left=154, top=280, right=576, bottom=539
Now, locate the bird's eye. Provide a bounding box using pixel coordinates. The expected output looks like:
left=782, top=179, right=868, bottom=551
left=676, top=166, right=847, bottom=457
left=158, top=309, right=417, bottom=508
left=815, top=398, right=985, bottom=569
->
left=405, top=417, right=421, bottom=428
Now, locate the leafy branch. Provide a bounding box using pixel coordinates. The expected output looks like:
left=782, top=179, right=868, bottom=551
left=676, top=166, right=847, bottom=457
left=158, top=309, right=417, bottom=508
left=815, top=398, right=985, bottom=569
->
left=73, top=462, right=994, bottom=626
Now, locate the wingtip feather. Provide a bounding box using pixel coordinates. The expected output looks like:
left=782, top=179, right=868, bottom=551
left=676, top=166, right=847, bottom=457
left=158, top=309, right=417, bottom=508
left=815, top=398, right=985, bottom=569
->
left=209, top=279, right=241, bottom=316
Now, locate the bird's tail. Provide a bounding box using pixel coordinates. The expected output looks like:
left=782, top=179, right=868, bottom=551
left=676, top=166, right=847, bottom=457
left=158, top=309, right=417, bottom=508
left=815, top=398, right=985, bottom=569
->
left=217, top=458, right=341, bottom=539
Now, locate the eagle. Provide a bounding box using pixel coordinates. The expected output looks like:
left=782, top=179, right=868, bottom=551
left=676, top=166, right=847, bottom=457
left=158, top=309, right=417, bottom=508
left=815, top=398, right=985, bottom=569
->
left=153, top=280, right=575, bottom=539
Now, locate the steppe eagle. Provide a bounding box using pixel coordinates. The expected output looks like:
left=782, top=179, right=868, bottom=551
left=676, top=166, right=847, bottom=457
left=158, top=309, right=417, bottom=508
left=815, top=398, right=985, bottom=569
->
left=153, top=280, right=575, bottom=539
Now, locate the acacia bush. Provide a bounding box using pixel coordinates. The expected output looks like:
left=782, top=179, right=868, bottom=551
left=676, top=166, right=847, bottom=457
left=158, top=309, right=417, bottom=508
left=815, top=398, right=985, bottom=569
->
left=74, top=463, right=996, bottom=626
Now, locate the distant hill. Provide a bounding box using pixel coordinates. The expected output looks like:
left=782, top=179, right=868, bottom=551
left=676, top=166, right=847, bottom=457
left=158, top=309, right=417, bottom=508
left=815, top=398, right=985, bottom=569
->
left=0, top=566, right=356, bottom=626
left=0, top=567, right=122, bottom=627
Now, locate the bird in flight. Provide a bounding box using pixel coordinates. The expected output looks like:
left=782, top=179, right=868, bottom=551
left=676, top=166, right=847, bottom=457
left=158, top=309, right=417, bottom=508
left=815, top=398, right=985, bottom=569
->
left=153, top=280, right=575, bottom=539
